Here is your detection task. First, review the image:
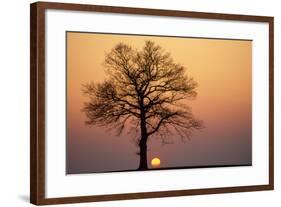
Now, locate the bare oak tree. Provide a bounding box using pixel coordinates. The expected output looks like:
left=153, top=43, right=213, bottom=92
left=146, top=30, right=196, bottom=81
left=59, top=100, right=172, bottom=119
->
left=82, top=41, right=203, bottom=170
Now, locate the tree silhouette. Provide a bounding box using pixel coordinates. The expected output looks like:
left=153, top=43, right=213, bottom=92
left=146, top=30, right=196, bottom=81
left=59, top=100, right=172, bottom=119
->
left=82, top=41, right=203, bottom=170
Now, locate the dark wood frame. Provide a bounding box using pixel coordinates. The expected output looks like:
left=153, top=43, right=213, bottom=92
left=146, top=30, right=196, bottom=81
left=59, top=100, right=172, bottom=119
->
left=30, top=1, right=274, bottom=205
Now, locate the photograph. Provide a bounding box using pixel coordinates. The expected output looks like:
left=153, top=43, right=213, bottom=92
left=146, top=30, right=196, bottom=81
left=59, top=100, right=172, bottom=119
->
left=66, top=32, right=252, bottom=174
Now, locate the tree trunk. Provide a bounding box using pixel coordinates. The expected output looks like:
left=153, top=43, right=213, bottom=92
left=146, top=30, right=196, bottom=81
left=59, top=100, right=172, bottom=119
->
left=138, top=135, right=148, bottom=170
left=138, top=99, right=148, bottom=170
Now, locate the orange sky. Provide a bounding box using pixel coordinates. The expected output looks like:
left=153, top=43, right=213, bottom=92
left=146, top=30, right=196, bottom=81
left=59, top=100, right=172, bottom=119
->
left=66, top=32, right=252, bottom=174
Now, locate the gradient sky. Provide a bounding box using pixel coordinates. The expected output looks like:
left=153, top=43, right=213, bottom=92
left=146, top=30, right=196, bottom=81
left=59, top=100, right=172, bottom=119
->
left=66, top=32, right=252, bottom=174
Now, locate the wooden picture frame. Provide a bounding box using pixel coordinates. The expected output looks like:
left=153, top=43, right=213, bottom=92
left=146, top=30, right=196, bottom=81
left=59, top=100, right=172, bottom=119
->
left=30, top=1, right=274, bottom=205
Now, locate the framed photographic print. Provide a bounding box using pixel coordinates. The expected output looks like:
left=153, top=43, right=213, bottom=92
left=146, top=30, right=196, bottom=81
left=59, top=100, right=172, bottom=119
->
left=30, top=1, right=274, bottom=205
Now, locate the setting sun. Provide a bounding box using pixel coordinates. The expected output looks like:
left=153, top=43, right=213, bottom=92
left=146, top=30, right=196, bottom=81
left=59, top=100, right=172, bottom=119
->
left=151, top=158, right=161, bottom=168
